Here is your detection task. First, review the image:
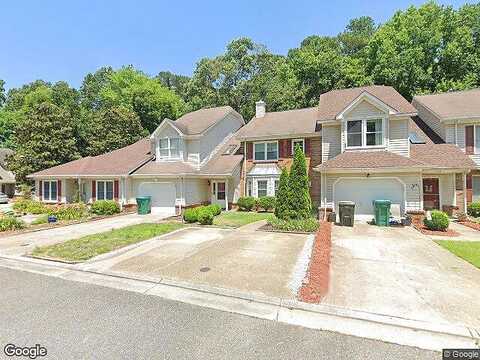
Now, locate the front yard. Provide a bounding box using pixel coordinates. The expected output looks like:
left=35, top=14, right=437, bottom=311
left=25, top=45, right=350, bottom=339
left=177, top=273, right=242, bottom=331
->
left=212, top=211, right=271, bottom=228
left=31, top=222, right=184, bottom=262
left=435, top=240, right=480, bottom=269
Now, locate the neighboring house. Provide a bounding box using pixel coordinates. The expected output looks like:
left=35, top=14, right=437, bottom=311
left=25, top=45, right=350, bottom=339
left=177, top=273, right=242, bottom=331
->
left=28, top=106, right=245, bottom=215
left=0, top=149, right=16, bottom=197
left=412, top=89, right=480, bottom=205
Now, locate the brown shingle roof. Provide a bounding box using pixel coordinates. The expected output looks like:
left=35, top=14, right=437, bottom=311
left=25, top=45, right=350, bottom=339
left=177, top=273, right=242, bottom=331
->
left=174, top=106, right=242, bottom=135
left=410, top=143, right=476, bottom=169
left=318, top=85, right=417, bottom=121
left=413, top=89, right=480, bottom=120
left=409, top=116, right=444, bottom=145
left=318, top=150, right=424, bottom=170
left=28, top=138, right=152, bottom=177
left=235, top=107, right=319, bottom=139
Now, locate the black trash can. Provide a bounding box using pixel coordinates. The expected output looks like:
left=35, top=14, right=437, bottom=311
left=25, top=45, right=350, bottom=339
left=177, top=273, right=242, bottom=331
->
left=338, top=201, right=355, bottom=227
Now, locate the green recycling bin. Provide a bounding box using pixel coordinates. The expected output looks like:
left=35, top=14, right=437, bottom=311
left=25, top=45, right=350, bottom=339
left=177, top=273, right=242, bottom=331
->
left=136, top=196, right=152, bottom=215
left=338, top=201, right=355, bottom=227
left=373, top=200, right=391, bottom=226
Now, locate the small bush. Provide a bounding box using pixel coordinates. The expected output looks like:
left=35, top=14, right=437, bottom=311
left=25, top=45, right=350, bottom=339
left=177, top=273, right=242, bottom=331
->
left=206, top=204, right=222, bottom=216
left=48, top=203, right=88, bottom=221
left=467, top=202, right=480, bottom=217
left=198, top=207, right=214, bottom=225
left=0, top=216, right=25, bottom=232
left=237, top=197, right=256, bottom=211
left=13, top=199, right=47, bottom=214
left=90, top=200, right=120, bottom=216
left=424, top=210, right=450, bottom=231
left=267, top=216, right=319, bottom=233
left=257, top=196, right=276, bottom=212
left=183, top=207, right=200, bottom=223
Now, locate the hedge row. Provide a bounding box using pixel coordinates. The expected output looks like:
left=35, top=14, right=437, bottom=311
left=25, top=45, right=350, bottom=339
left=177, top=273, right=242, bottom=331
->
left=237, top=196, right=276, bottom=212
left=183, top=204, right=221, bottom=225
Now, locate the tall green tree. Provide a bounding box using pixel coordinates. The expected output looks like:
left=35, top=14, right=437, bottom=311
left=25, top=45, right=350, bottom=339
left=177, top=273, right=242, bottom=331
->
left=274, top=166, right=291, bottom=220
left=0, top=80, right=5, bottom=107
left=83, top=106, right=146, bottom=156
left=7, top=103, right=80, bottom=182
left=338, top=16, right=376, bottom=57
left=156, top=71, right=190, bottom=98
left=288, top=144, right=312, bottom=219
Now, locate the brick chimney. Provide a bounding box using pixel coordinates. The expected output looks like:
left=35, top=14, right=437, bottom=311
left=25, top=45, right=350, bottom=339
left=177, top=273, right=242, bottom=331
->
left=255, top=100, right=266, bottom=118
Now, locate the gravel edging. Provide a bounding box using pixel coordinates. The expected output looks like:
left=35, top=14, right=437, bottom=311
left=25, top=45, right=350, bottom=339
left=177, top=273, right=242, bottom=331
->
left=298, top=221, right=332, bottom=303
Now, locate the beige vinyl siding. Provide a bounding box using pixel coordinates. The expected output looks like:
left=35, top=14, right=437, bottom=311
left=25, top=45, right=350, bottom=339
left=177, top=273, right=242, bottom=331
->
left=344, top=100, right=384, bottom=118
left=322, top=125, right=341, bottom=162
left=445, top=124, right=456, bottom=144
left=412, top=99, right=446, bottom=141
left=388, top=118, right=409, bottom=157
left=438, top=174, right=456, bottom=206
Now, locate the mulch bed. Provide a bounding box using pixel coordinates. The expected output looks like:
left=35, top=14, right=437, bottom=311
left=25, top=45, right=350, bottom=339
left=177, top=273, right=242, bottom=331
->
left=457, top=220, right=480, bottom=232
left=257, top=223, right=315, bottom=234
left=298, top=221, right=332, bottom=303
left=413, top=224, right=460, bottom=237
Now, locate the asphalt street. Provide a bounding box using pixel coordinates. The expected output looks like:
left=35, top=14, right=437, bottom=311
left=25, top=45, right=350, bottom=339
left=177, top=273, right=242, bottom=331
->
left=0, top=267, right=438, bottom=360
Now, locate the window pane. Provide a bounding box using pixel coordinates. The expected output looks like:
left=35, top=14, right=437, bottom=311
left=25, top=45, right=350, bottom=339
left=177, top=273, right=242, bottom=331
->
left=254, top=143, right=265, bottom=160
left=366, top=119, right=382, bottom=132
left=347, top=133, right=362, bottom=147
left=274, top=180, right=279, bottom=195
left=257, top=180, right=268, bottom=197
left=170, top=138, right=179, bottom=149
left=347, top=120, right=362, bottom=133
left=159, top=149, right=169, bottom=157
left=159, top=139, right=168, bottom=149
left=366, top=133, right=376, bottom=146
left=51, top=181, right=57, bottom=201
left=266, top=142, right=278, bottom=160
left=97, top=181, right=105, bottom=200
left=44, top=182, right=50, bottom=200
left=106, top=181, right=114, bottom=200
left=475, top=126, right=480, bottom=153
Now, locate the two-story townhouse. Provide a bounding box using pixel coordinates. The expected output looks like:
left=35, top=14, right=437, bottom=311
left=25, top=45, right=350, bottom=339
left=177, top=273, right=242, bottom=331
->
left=235, top=103, right=322, bottom=205
left=28, top=106, right=245, bottom=215
left=412, top=89, right=480, bottom=205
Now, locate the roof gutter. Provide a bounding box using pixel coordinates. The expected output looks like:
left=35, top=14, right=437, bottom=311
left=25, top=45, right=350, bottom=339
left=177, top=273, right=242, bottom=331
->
left=236, top=132, right=321, bottom=142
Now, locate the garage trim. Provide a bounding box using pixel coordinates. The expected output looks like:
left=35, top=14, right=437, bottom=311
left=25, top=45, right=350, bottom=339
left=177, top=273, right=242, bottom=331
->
left=332, top=176, right=407, bottom=214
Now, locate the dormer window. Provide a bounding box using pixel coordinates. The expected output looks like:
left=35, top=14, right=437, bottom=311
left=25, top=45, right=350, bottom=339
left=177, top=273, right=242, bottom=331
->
left=158, top=138, right=180, bottom=159
left=346, top=118, right=384, bottom=148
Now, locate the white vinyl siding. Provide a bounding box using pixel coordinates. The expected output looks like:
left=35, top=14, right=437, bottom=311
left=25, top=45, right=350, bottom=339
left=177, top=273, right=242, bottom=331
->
left=388, top=118, right=409, bottom=157
left=411, top=99, right=446, bottom=141
left=345, top=100, right=385, bottom=118
left=322, top=125, right=341, bottom=162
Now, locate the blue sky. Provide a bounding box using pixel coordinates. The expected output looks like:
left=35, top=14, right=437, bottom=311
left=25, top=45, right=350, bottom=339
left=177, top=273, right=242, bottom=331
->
left=2, top=0, right=475, bottom=90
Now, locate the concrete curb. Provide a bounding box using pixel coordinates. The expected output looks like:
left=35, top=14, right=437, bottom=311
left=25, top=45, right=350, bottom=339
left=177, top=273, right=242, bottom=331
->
left=0, top=255, right=478, bottom=351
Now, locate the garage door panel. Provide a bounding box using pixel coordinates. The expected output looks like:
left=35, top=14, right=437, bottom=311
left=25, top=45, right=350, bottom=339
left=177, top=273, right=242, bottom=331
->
left=334, top=178, right=404, bottom=216
left=138, top=182, right=176, bottom=215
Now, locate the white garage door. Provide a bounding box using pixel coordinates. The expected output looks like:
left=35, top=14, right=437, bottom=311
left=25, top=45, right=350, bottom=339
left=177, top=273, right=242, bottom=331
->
left=138, top=182, right=176, bottom=215
left=334, top=178, right=404, bottom=218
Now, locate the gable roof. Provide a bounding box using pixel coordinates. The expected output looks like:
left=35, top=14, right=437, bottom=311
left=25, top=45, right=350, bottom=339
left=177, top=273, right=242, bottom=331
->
left=235, top=107, right=320, bottom=140
left=413, top=88, right=480, bottom=121
left=28, top=138, right=152, bottom=178
left=318, top=85, right=417, bottom=121
left=173, top=106, right=243, bottom=135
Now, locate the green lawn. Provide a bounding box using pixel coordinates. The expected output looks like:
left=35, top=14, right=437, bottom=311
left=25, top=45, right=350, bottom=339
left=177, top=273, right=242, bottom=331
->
left=213, top=211, right=271, bottom=228
left=31, top=222, right=184, bottom=262
left=435, top=240, right=480, bottom=269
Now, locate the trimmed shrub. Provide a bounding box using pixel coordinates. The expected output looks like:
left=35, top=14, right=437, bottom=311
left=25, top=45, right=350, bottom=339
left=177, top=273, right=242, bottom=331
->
left=467, top=202, right=480, bottom=217
left=207, top=204, right=222, bottom=216
left=258, top=196, right=276, bottom=212
left=197, top=207, right=214, bottom=225
left=237, top=196, right=256, bottom=211
left=0, top=216, right=25, bottom=232
left=424, top=210, right=450, bottom=231
left=275, top=167, right=292, bottom=219
left=267, top=216, right=319, bottom=233
left=90, top=200, right=120, bottom=216
left=48, top=203, right=88, bottom=220
left=183, top=207, right=199, bottom=223
left=288, top=144, right=312, bottom=219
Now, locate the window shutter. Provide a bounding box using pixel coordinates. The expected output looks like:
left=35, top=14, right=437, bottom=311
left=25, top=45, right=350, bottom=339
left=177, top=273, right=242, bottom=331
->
left=304, top=138, right=310, bottom=156
left=92, top=180, right=96, bottom=201
left=39, top=180, right=43, bottom=200
left=466, top=174, right=473, bottom=204
left=57, top=180, right=62, bottom=202
left=246, top=143, right=253, bottom=160
left=114, top=180, right=119, bottom=201
left=465, top=126, right=474, bottom=155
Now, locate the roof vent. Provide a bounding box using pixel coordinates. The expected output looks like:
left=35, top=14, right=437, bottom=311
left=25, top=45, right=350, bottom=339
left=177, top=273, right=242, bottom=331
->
left=255, top=101, right=266, bottom=118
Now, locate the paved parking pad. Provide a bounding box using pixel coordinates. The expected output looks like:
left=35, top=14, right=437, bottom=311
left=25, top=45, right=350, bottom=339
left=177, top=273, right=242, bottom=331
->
left=83, top=227, right=310, bottom=299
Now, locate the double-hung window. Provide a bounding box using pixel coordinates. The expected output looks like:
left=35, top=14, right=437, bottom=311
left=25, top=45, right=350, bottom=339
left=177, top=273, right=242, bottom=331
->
left=97, top=180, right=114, bottom=200
left=346, top=118, right=384, bottom=148
left=257, top=180, right=268, bottom=197
left=475, top=126, right=480, bottom=154
left=43, top=180, right=57, bottom=202
left=292, top=139, right=305, bottom=153
left=158, top=138, right=180, bottom=159
left=254, top=142, right=278, bottom=161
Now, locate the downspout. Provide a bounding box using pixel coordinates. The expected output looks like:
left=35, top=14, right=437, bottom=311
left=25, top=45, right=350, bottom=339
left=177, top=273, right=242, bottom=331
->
left=243, top=141, right=247, bottom=197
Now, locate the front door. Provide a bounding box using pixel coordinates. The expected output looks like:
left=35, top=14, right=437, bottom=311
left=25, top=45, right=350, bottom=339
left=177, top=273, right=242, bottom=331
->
left=423, top=178, right=440, bottom=210
left=211, top=181, right=226, bottom=209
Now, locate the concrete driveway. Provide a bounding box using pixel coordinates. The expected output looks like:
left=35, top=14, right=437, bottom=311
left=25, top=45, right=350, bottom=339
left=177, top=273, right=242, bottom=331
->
left=0, top=212, right=172, bottom=257
left=323, top=224, right=480, bottom=328
left=81, top=226, right=312, bottom=299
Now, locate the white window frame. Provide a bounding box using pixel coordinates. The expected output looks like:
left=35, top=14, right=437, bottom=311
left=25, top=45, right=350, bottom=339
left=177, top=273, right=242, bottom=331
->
left=472, top=175, right=480, bottom=202
left=158, top=137, right=181, bottom=160
left=96, top=180, right=114, bottom=201
left=43, top=180, right=58, bottom=202
left=291, top=138, right=305, bottom=153
left=253, top=141, right=278, bottom=161
left=257, top=180, right=268, bottom=197
left=473, top=125, right=480, bottom=155
left=345, top=117, right=386, bottom=149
